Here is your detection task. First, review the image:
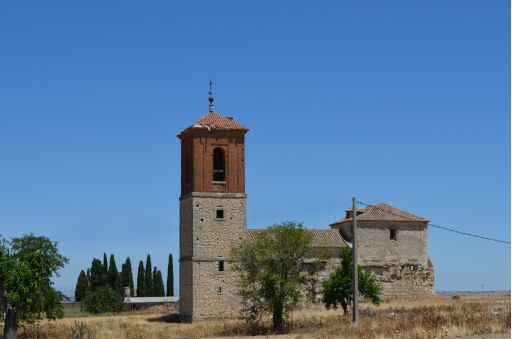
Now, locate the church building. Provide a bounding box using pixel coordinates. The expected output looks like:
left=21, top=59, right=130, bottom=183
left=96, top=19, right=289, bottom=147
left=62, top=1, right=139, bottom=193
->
left=178, top=96, right=434, bottom=321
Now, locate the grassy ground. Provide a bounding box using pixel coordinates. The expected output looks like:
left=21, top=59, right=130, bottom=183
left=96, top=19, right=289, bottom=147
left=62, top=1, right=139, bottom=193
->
left=9, top=294, right=511, bottom=339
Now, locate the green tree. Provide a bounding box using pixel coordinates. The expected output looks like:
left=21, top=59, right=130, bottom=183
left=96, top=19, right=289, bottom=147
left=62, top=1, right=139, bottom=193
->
left=145, top=255, right=153, bottom=297
left=231, top=222, right=314, bottom=331
left=136, top=260, right=145, bottom=297
left=304, top=250, right=328, bottom=304
left=152, top=267, right=158, bottom=297
left=74, top=270, right=89, bottom=302
left=154, top=270, right=165, bottom=297
left=166, top=254, right=174, bottom=296
left=0, top=234, right=68, bottom=339
left=108, top=254, right=120, bottom=293
left=82, top=286, right=124, bottom=314
left=120, top=257, right=134, bottom=296
left=322, top=247, right=381, bottom=315
left=102, top=253, right=108, bottom=286
left=89, top=258, right=103, bottom=291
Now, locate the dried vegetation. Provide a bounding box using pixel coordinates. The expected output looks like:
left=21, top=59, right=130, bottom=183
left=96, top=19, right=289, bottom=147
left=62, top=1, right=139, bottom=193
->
left=5, top=295, right=510, bottom=338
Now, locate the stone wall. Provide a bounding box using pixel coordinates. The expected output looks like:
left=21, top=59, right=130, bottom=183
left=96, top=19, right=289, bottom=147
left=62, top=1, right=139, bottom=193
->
left=191, top=260, right=242, bottom=319
left=179, top=192, right=246, bottom=321
left=301, top=255, right=435, bottom=302
left=301, top=255, right=340, bottom=305
left=363, top=260, right=435, bottom=298
left=180, top=194, right=435, bottom=320
left=187, top=192, right=247, bottom=259
left=357, top=222, right=428, bottom=266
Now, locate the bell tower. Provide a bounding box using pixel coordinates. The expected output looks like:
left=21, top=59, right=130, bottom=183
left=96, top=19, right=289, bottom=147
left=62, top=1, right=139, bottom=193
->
left=178, top=94, right=248, bottom=321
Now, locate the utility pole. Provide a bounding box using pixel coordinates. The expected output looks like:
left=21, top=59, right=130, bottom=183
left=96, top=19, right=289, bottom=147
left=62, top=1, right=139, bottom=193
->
left=352, top=196, right=359, bottom=324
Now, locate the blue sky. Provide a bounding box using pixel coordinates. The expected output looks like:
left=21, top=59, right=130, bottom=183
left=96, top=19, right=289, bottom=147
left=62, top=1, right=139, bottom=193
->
left=0, top=1, right=509, bottom=296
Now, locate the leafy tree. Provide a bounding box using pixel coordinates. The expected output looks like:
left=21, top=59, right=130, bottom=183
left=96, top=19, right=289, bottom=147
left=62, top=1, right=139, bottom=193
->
left=231, top=221, right=314, bottom=331
left=82, top=286, right=124, bottom=314
left=145, top=255, right=153, bottom=297
left=89, top=258, right=103, bottom=291
left=108, top=254, right=120, bottom=292
left=136, top=260, right=145, bottom=297
left=120, top=257, right=134, bottom=296
left=304, top=250, right=328, bottom=303
left=166, top=254, right=174, bottom=296
left=0, top=234, right=68, bottom=339
left=74, top=270, right=89, bottom=302
left=322, top=247, right=381, bottom=315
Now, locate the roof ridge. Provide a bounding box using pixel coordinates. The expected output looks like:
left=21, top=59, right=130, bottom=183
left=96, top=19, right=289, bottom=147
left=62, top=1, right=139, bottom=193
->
left=178, top=112, right=248, bottom=137
left=365, top=203, right=427, bottom=222
left=330, top=202, right=428, bottom=225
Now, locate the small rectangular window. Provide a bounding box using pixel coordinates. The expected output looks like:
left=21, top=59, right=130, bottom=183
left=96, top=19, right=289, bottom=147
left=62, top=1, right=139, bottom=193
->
left=216, top=209, right=224, bottom=219
left=390, top=229, right=397, bottom=241
left=218, top=260, right=224, bottom=271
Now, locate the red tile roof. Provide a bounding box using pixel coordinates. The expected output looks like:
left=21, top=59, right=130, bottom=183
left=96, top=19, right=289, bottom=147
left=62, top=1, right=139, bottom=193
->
left=246, top=229, right=347, bottom=248
left=330, top=203, right=428, bottom=226
left=179, top=112, right=248, bottom=136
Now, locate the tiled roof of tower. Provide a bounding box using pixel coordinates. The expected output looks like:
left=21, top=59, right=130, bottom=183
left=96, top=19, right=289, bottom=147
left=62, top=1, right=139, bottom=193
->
left=330, top=203, right=428, bottom=226
left=246, top=229, right=347, bottom=248
left=179, top=112, right=248, bottom=136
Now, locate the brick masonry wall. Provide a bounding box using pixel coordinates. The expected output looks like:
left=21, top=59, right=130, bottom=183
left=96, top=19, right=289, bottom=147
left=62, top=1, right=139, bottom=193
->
left=180, top=131, right=246, bottom=195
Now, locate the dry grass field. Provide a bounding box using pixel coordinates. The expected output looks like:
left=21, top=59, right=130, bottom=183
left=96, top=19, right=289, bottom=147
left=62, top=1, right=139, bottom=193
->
left=8, top=294, right=511, bottom=339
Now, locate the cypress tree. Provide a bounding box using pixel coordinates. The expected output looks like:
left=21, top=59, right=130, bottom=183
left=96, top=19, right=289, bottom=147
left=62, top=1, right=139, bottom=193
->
left=166, top=254, right=174, bottom=296
left=90, top=258, right=103, bottom=291
left=155, top=270, right=165, bottom=297
left=152, top=267, right=158, bottom=297
left=75, top=270, right=89, bottom=302
left=102, top=252, right=109, bottom=286
left=145, top=255, right=153, bottom=297
left=120, top=257, right=134, bottom=296
left=108, top=254, right=120, bottom=292
left=125, top=257, right=134, bottom=296
left=136, top=260, right=145, bottom=297
left=120, top=262, right=126, bottom=295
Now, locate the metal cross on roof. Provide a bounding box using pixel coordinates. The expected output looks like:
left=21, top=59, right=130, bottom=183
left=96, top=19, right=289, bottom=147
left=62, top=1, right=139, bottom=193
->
left=208, top=80, right=214, bottom=113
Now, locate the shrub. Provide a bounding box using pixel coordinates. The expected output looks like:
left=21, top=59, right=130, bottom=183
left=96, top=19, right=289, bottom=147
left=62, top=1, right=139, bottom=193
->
left=68, top=321, right=93, bottom=339
left=82, top=286, right=124, bottom=314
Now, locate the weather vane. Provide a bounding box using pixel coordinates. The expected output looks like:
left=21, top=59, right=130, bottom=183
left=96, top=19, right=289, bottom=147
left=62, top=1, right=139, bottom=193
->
left=208, top=80, right=214, bottom=113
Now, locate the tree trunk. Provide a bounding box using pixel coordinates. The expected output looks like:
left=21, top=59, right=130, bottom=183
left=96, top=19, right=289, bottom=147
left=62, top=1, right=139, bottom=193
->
left=341, top=298, right=348, bottom=315
left=4, top=306, right=18, bottom=339
left=272, top=304, right=284, bottom=332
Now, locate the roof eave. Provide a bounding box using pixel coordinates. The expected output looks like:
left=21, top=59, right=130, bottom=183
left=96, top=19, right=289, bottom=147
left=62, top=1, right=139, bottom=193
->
left=178, top=125, right=249, bottom=139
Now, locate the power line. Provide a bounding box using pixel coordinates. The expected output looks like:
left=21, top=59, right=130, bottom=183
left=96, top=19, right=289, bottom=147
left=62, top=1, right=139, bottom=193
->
left=356, top=200, right=510, bottom=245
